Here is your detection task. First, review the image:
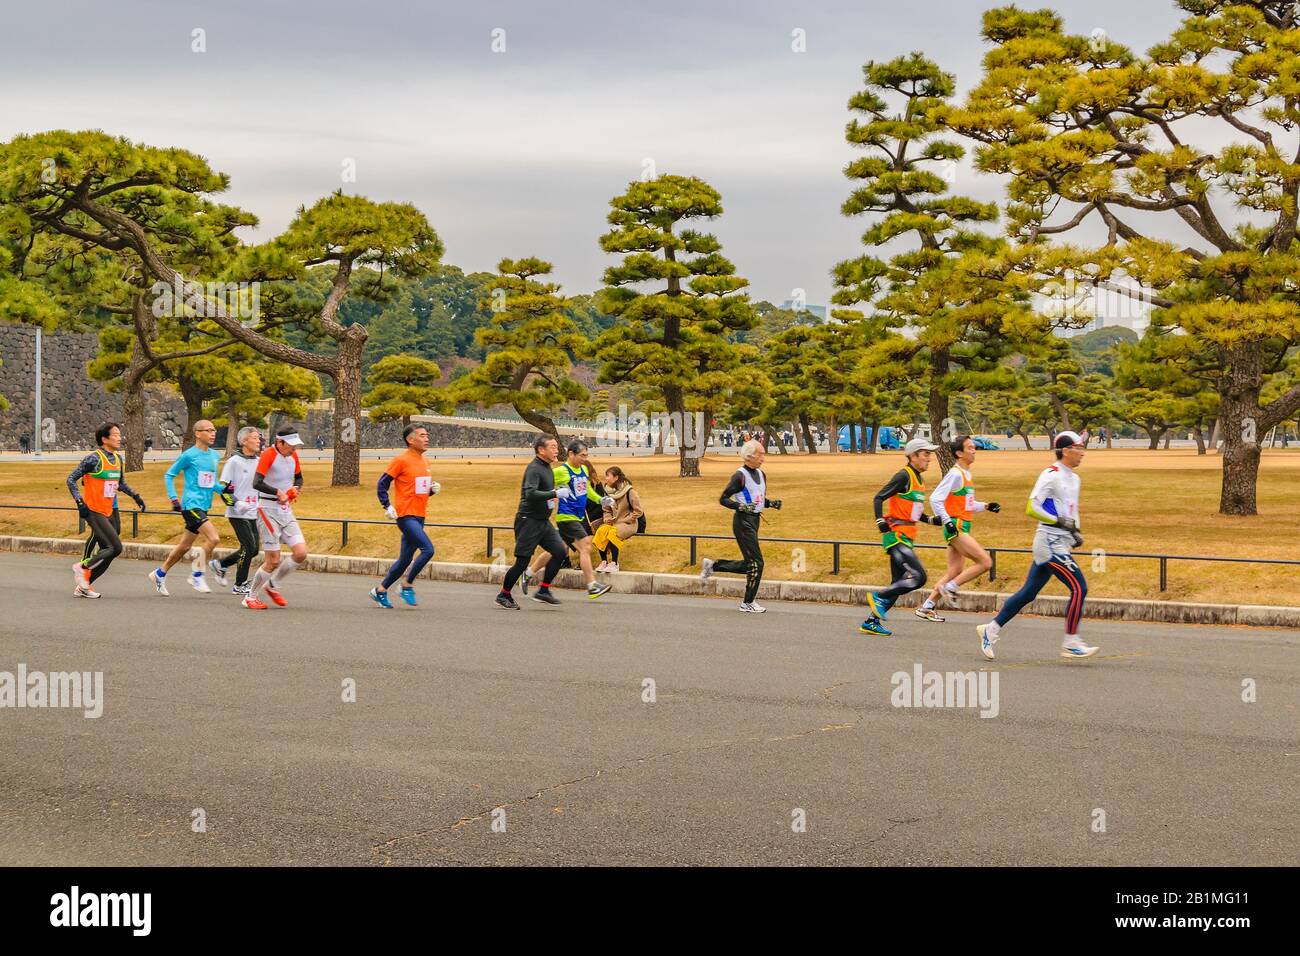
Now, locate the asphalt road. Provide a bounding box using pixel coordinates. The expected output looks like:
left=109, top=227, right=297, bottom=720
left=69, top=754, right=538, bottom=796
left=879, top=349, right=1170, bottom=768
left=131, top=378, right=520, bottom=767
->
left=0, top=551, right=1295, bottom=866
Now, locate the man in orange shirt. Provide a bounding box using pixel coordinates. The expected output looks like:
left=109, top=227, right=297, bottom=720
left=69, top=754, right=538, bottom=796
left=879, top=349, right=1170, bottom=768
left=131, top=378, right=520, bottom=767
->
left=370, top=424, right=441, bottom=608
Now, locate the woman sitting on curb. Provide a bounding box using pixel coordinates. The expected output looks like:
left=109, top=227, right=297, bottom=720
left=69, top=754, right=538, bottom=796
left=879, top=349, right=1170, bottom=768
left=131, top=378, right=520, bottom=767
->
left=594, top=467, right=644, bottom=572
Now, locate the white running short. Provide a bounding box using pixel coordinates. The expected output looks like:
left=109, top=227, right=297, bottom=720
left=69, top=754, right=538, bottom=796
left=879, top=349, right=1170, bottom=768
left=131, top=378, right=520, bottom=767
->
left=257, top=502, right=305, bottom=551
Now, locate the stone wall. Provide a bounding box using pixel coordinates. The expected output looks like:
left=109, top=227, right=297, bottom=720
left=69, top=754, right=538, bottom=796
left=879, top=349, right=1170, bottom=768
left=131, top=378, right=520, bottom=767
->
left=0, top=326, right=187, bottom=450
left=294, top=410, right=533, bottom=449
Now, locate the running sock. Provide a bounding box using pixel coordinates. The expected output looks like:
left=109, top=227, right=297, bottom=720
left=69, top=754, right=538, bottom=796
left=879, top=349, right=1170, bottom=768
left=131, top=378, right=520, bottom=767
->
left=985, top=621, right=1001, bottom=638
left=155, top=567, right=166, bottom=577
left=251, top=567, right=271, bottom=596
left=271, top=556, right=300, bottom=585
left=921, top=598, right=936, bottom=610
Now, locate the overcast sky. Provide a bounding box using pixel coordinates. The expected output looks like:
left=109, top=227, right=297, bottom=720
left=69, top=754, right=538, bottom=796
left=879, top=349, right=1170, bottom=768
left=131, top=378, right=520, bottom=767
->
left=3, top=0, right=1191, bottom=306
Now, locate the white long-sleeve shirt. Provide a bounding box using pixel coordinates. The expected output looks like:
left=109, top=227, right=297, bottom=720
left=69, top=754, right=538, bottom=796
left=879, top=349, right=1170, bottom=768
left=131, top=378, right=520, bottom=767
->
left=1026, top=461, right=1080, bottom=539
left=219, top=454, right=260, bottom=519
left=928, top=464, right=986, bottom=523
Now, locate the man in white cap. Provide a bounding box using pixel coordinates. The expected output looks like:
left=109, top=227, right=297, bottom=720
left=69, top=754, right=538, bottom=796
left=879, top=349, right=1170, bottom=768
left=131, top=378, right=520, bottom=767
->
left=699, top=439, right=783, bottom=612
left=859, top=436, right=946, bottom=635
left=244, top=426, right=309, bottom=610
left=976, top=430, right=1098, bottom=660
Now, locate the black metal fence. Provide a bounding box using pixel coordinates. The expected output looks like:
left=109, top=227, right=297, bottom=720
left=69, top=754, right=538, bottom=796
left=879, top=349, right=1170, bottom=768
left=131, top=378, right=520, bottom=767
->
left=4, top=503, right=1298, bottom=592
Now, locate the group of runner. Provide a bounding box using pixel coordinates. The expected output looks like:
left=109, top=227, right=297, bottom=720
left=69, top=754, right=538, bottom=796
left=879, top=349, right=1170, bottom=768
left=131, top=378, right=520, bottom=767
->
left=67, top=419, right=1097, bottom=659
left=70, top=420, right=311, bottom=610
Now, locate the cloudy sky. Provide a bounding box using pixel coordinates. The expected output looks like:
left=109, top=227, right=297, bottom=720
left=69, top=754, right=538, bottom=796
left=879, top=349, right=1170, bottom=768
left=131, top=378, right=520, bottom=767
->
left=3, top=0, right=1190, bottom=306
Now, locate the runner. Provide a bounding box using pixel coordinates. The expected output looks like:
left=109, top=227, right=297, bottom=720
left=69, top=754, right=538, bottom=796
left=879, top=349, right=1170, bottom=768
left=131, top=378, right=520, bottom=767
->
left=699, top=440, right=783, bottom=613
left=521, top=440, right=612, bottom=600
left=67, top=422, right=146, bottom=597
left=976, top=431, right=1098, bottom=660
left=245, top=427, right=308, bottom=610
left=148, top=420, right=223, bottom=596
left=593, top=466, right=643, bottom=572
left=915, top=435, right=1001, bottom=622
left=859, top=437, right=945, bottom=636
left=370, top=424, right=441, bottom=609
left=495, top=435, right=568, bottom=609
left=210, top=426, right=263, bottom=596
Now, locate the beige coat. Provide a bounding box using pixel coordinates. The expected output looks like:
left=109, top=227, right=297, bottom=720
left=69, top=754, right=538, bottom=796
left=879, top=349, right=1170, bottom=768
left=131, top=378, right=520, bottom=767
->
left=601, top=481, right=643, bottom=540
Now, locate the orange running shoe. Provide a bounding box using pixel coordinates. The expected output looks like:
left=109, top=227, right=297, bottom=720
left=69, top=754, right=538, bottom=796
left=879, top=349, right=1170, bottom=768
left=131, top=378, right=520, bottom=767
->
left=242, top=596, right=268, bottom=610
left=264, top=586, right=287, bottom=607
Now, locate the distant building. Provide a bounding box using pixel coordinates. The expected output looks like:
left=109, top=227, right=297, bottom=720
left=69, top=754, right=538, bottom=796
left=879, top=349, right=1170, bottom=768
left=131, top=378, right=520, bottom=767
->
left=779, top=301, right=828, bottom=321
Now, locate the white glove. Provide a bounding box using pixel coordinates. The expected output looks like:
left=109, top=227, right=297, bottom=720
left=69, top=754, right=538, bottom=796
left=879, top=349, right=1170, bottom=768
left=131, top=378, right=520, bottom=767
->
left=556, top=487, right=573, bottom=501
left=429, top=481, right=441, bottom=496
left=384, top=505, right=398, bottom=520
left=600, top=495, right=615, bottom=510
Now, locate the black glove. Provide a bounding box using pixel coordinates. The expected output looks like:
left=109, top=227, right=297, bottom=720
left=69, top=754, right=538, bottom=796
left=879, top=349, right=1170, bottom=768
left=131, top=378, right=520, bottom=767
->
left=171, top=499, right=182, bottom=513
left=876, top=518, right=889, bottom=535
left=944, top=518, right=959, bottom=537
left=987, top=502, right=1001, bottom=513
left=1056, top=517, right=1078, bottom=533
left=133, top=496, right=147, bottom=513
left=1071, top=530, right=1085, bottom=549
left=76, top=501, right=90, bottom=520
left=767, top=499, right=782, bottom=510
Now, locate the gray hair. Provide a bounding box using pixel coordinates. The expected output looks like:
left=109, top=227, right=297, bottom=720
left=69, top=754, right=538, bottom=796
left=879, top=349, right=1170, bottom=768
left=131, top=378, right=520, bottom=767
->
left=236, top=426, right=261, bottom=445
left=740, top=439, right=764, bottom=458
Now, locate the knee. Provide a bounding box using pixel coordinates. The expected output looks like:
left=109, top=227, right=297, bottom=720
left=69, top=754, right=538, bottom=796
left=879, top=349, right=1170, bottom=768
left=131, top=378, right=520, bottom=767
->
left=750, top=557, right=764, bottom=573
left=976, top=556, right=993, bottom=574
left=419, top=541, right=435, bottom=558
left=107, top=541, right=124, bottom=559
left=913, top=567, right=928, bottom=590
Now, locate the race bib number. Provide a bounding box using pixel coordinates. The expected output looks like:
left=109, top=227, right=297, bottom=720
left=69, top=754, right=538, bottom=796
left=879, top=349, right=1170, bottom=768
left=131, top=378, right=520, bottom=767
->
left=243, top=494, right=257, bottom=508
left=103, top=480, right=119, bottom=498
left=279, top=501, right=290, bottom=514
left=414, top=476, right=432, bottom=496
left=197, top=470, right=216, bottom=489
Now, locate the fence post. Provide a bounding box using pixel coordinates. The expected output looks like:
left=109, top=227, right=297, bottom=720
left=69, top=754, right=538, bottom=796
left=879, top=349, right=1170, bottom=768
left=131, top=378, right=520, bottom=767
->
left=342, top=520, right=349, bottom=548
left=989, top=548, right=997, bottom=582
left=832, top=542, right=841, bottom=575
left=689, top=535, right=697, bottom=566
left=1159, top=556, right=1167, bottom=592
left=131, top=510, right=139, bottom=539
left=487, top=527, right=494, bottom=559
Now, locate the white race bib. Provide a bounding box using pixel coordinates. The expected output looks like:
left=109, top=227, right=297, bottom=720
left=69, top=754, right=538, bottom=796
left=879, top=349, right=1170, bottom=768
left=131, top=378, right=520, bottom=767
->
left=414, top=475, right=431, bottom=496
left=279, top=501, right=290, bottom=514
left=197, top=470, right=216, bottom=489
left=574, top=475, right=588, bottom=497
left=103, top=480, right=119, bottom=499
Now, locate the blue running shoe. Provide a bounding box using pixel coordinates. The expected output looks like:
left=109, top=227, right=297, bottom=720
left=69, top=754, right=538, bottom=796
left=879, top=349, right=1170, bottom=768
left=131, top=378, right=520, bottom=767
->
left=399, top=586, right=417, bottom=607
left=859, top=617, right=892, bottom=636
left=867, top=592, right=889, bottom=619
left=369, top=588, right=393, bottom=609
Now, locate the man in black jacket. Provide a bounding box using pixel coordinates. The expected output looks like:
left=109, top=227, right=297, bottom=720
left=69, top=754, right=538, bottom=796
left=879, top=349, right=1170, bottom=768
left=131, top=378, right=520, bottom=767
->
left=699, top=440, right=782, bottom=613
left=496, top=435, right=568, bottom=609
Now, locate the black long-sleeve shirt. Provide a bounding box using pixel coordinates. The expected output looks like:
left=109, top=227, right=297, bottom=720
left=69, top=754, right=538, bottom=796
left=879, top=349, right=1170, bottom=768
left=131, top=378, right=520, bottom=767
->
left=516, top=456, right=559, bottom=519
left=720, top=466, right=765, bottom=510
left=66, top=452, right=140, bottom=507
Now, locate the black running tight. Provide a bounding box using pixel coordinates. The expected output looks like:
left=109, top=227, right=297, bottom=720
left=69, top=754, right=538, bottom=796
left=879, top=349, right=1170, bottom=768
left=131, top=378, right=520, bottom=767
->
left=712, top=512, right=764, bottom=603
left=875, top=542, right=927, bottom=614
left=81, top=510, right=123, bottom=583
left=219, top=517, right=260, bottom=586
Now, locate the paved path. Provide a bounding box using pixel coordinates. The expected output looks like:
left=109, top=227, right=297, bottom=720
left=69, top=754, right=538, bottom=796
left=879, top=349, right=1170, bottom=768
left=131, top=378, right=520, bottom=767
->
left=0, top=552, right=1294, bottom=865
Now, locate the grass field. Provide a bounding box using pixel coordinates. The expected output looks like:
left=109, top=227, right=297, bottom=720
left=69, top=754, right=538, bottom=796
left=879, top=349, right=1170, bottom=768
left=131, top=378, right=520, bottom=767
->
left=3, top=447, right=1299, bottom=606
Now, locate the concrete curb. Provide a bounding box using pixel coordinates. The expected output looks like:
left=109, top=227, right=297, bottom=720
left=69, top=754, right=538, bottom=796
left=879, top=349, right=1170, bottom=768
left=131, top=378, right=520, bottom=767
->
left=2, top=534, right=1293, bottom=628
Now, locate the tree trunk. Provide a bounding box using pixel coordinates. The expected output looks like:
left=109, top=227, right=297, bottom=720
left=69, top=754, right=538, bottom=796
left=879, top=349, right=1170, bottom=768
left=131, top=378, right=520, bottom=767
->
left=792, top=420, right=805, bottom=453
left=827, top=416, right=838, bottom=455
left=1146, top=427, right=1161, bottom=450
left=798, top=412, right=816, bottom=454
left=1106, top=429, right=1113, bottom=450
left=1192, top=423, right=1206, bottom=455
left=178, top=376, right=203, bottom=447
left=1207, top=416, right=1219, bottom=452
left=772, top=423, right=789, bottom=454
left=867, top=420, right=880, bottom=454
left=1162, top=430, right=1172, bottom=450
left=1217, top=351, right=1264, bottom=516
left=1017, top=428, right=1033, bottom=451
left=122, top=380, right=147, bottom=472
left=331, top=331, right=367, bottom=486
left=225, top=397, right=239, bottom=457
left=847, top=422, right=858, bottom=453
left=516, top=405, right=561, bottom=456
left=859, top=418, right=870, bottom=454
left=928, top=372, right=954, bottom=471
left=663, top=385, right=698, bottom=477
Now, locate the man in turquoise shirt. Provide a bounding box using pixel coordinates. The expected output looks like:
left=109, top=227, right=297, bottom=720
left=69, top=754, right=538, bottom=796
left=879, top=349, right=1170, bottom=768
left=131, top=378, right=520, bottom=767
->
left=148, top=419, right=224, bottom=596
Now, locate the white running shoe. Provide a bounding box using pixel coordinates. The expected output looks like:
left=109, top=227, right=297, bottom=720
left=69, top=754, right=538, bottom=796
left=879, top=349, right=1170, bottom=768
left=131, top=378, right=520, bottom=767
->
left=739, top=601, right=766, bottom=613
left=189, top=572, right=211, bottom=594
left=72, top=562, right=90, bottom=590
left=595, top=561, right=610, bottom=573
left=977, top=623, right=997, bottom=660
left=607, top=562, right=619, bottom=573
left=700, top=558, right=715, bottom=581
left=147, top=569, right=170, bottom=596
left=73, top=585, right=101, bottom=599
left=208, top=559, right=229, bottom=587
left=915, top=606, right=945, bottom=622
left=1060, top=638, right=1099, bottom=659
left=938, top=583, right=960, bottom=608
